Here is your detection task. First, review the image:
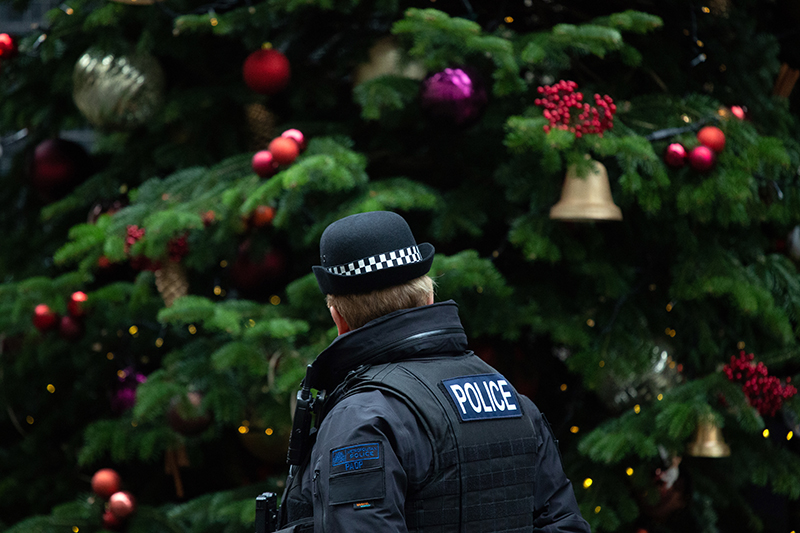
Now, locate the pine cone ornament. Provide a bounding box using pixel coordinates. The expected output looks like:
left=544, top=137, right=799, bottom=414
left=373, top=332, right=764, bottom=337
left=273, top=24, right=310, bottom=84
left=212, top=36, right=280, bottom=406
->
left=155, top=261, right=189, bottom=307
left=246, top=103, right=276, bottom=151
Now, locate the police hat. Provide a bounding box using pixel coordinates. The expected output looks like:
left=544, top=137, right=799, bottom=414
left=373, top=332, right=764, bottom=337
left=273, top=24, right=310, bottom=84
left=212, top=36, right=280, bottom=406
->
left=313, top=211, right=435, bottom=295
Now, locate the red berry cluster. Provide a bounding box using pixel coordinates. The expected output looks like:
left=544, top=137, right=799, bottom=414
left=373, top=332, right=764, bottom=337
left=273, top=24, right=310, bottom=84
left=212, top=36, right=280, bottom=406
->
left=534, top=80, right=616, bottom=137
left=124, top=225, right=146, bottom=254
left=167, top=234, right=190, bottom=262
left=723, top=350, right=797, bottom=417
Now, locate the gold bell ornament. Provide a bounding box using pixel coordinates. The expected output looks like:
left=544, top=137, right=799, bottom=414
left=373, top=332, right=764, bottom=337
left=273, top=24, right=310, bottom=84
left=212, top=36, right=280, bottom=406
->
left=686, top=416, right=731, bottom=458
left=549, top=159, right=623, bottom=222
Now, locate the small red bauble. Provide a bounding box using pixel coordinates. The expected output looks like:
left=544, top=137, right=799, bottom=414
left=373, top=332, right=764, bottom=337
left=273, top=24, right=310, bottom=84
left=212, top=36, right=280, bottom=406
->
left=91, top=468, right=121, bottom=499
left=242, top=48, right=291, bottom=95
left=252, top=150, right=279, bottom=178
left=30, top=138, right=91, bottom=201
left=664, top=143, right=687, bottom=168
left=58, top=315, right=84, bottom=341
left=688, top=145, right=716, bottom=172
left=102, top=509, right=124, bottom=531
left=252, top=205, right=275, bottom=227
left=281, top=129, right=306, bottom=151
left=32, top=304, right=59, bottom=332
left=0, top=33, right=16, bottom=59
left=697, top=125, right=725, bottom=153
left=730, top=106, right=746, bottom=120
left=268, top=137, right=300, bottom=165
left=67, top=291, right=88, bottom=317
left=108, top=491, right=137, bottom=519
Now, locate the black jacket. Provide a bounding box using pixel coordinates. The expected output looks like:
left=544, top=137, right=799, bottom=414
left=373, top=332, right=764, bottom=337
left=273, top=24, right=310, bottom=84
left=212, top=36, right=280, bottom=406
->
left=278, top=301, right=591, bottom=533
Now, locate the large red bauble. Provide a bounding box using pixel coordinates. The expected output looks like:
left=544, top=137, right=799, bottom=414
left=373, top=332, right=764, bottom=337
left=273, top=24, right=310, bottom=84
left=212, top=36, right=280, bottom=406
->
left=688, top=145, right=716, bottom=172
left=32, top=304, right=59, bottom=332
left=252, top=150, right=279, bottom=178
left=663, top=143, right=687, bottom=168
left=91, top=468, right=121, bottom=499
left=108, top=491, right=136, bottom=519
left=242, top=49, right=290, bottom=95
left=167, top=391, right=213, bottom=436
left=696, top=125, right=725, bottom=153
left=0, top=33, right=16, bottom=59
left=30, top=138, right=91, bottom=201
left=67, top=291, right=88, bottom=317
left=58, top=315, right=84, bottom=341
left=268, top=137, right=299, bottom=165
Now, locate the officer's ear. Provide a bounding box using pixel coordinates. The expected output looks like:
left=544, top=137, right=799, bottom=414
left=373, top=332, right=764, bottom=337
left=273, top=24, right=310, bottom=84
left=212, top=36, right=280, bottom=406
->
left=329, top=306, right=351, bottom=336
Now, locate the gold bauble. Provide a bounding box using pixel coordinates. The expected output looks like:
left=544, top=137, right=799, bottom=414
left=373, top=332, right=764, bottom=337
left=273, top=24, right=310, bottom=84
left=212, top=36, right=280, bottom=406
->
left=73, top=48, right=165, bottom=130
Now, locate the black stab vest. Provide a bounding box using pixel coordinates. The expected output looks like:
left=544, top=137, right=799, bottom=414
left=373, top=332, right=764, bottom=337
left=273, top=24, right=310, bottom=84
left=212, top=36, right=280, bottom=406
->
left=338, top=353, right=539, bottom=533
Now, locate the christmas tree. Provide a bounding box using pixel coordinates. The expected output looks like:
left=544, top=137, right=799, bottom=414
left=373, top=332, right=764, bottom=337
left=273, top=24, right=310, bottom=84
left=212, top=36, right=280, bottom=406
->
left=2, top=0, right=800, bottom=531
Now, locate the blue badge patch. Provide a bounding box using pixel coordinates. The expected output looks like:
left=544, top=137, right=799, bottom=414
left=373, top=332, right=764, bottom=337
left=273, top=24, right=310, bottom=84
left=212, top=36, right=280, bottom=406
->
left=442, top=373, right=523, bottom=422
left=330, top=442, right=381, bottom=475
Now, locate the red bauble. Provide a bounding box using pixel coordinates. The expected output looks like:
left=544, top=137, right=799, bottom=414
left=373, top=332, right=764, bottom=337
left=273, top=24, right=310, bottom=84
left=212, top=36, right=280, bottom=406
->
left=167, top=391, right=213, bottom=436
left=663, top=143, right=687, bottom=168
left=102, top=509, right=124, bottom=531
left=0, top=33, right=16, bottom=59
left=242, top=48, right=290, bottom=95
left=108, top=491, right=137, bottom=519
left=58, top=315, right=84, bottom=341
left=67, top=291, right=88, bottom=317
left=91, top=468, right=121, bottom=499
left=252, top=150, right=279, bottom=178
left=268, top=137, right=300, bottom=165
left=252, top=205, right=275, bottom=227
left=730, top=105, right=746, bottom=120
left=281, top=129, right=306, bottom=151
left=696, top=125, right=725, bottom=153
left=32, top=304, right=59, bottom=332
left=30, top=138, right=91, bottom=201
left=688, top=145, right=716, bottom=172
left=229, top=242, right=288, bottom=293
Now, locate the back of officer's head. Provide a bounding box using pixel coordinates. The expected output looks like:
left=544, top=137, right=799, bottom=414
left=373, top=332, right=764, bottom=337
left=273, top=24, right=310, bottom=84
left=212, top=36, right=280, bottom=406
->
left=312, top=211, right=436, bottom=329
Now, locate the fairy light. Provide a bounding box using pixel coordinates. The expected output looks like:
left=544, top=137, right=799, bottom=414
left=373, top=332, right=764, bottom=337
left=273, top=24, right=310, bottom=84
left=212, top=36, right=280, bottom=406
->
left=787, top=431, right=794, bottom=441
left=681, top=115, right=691, bottom=123
left=73, top=527, right=80, bottom=532
left=270, top=295, right=281, bottom=305
left=594, top=506, right=601, bottom=514
left=129, top=325, right=138, bottom=335
left=649, top=284, right=657, bottom=291
left=696, top=40, right=704, bottom=47
left=265, top=428, right=274, bottom=436
left=763, top=429, right=770, bottom=438
left=131, top=421, right=138, bottom=427
left=248, top=319, right=256, bottom=327
left=47, top=384, right=55, bottom=393
left=560, top=383, right=568, bottom=392
left=701, top=6, right=710, bottom=13
left=26, top=416, right=34, bottom=424
left=570, top=426, right=579, bottom=433
left=210, top=17, right=218, bottom=26
left=214, top=286, right=222, bottom=296
left=504, top=16, right=514, bottom=23
left=188, top=324, right=197, bottom=334
left=626, top=467, right=634, bottom=476
left=586, top=319, right=595, bottom=327
left=107, top=352, right=115, bottom=360
left=634, top=404, right=641, bottom=414
left=666, top=302, right=673, bottom=312
left=599, top=360, right=605, bottom=368
left=582, top=478, right=593, bottom=488
left=117, top=370, right=127, bottom=379
left=657, top=394, right=664, bottom=401
left=155, top=338, right=163, bottom=347
left=737, top=341, right=745, bottom=350
left=238, top=425, right=249, bottom=434
left=220, top=260, right=228, bottom=268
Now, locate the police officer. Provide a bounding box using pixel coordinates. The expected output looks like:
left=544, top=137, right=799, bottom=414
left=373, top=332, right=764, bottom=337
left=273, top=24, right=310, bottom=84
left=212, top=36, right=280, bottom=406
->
left=276, top=211, right=591, bottom=533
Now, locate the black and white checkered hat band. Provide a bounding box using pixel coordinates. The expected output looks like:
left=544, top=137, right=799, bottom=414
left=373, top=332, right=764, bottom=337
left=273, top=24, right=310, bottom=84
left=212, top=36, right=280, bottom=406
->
left=327, top=246, right=422, bottom=276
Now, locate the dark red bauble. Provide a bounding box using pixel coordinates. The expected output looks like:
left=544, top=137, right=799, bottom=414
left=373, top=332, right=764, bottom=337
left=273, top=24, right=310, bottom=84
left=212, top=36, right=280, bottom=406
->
left=167, top=391, right=213, bottom=436
left=230, top=244, right=288, bottom=293
left=664, top=143, right=687, bottom=168
left=242, top=48, right=290, bottom=95
left=30, top=138, right=91, bottom=201
left=281, top=129, right=306, bottom=151
left=108, top=491, right=136, bottom=519
left=268, top=137, right=299, bottom=165
left=91, top=468, right=121, bottom=499
left=251, top=205, right=275, bottom=228
left=102, top=509, right=124, bottom=531
left=688, top=145, right=716, bottom=172
left=67, top=291, right=88, bottom=317
left=697, top=125, right=726, bottom=153
left=252, top=150, right=279, bottom=178
left=58, top=315, right=84, bottom=341
left=32, top=304, right=59, bottom=332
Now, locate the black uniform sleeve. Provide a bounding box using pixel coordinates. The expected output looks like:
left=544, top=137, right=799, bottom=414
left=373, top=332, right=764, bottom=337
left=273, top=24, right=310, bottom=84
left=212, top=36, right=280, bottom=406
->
left=310, top=389, right=433, bottom=533
left=523, top=397, right=592, bottom=533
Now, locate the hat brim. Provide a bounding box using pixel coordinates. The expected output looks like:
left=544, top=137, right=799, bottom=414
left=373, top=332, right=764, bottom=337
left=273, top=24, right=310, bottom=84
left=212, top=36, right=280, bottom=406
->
left=313, top=242, right=435, bottom=295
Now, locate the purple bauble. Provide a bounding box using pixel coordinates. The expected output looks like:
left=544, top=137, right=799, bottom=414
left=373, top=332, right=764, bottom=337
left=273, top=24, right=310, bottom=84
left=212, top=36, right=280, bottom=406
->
left=419, top=66, right=488, bottom=127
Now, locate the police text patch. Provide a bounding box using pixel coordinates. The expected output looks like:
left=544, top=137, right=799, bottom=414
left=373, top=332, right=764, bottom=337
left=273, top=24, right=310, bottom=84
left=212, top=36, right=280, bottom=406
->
left=442, top=374, right=523, bottom=422
left=330, top=442, right=381, bottom=475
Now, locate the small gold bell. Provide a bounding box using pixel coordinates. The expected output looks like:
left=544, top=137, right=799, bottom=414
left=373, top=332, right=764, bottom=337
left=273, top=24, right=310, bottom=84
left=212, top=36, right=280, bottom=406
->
left=549, top=160, right=623, bottom=222
left=686, top=417, right=731, bottom=458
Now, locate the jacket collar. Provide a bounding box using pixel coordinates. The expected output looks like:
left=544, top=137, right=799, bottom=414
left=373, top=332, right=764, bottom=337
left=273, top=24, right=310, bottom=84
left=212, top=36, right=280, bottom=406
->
left=308, top=300, right=468, bottom=392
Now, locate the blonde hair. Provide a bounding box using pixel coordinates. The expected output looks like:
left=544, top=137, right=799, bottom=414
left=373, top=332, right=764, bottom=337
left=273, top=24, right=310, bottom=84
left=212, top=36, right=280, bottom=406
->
left=327, top=275, right=435, bottom=330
